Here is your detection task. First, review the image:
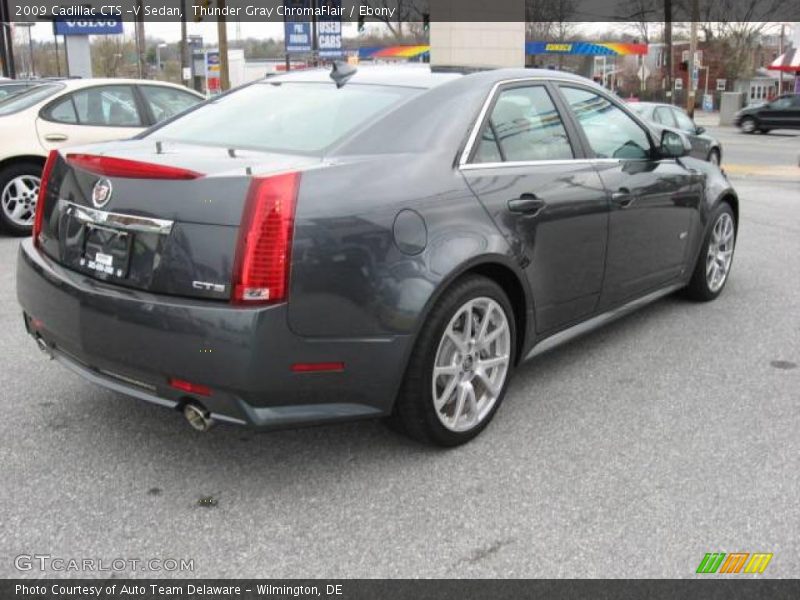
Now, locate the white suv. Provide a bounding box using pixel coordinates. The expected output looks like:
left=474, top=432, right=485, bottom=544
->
left=0, top=78, right=204, bottom=234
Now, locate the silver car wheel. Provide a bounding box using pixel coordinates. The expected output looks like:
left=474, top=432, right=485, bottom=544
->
left=431, top=297, right=511, bottom=433
left=706, top=212, right=735, bottom=293
left=1, top=174, right=40, bottom=227
left=740, top=118, right=755, bottom=133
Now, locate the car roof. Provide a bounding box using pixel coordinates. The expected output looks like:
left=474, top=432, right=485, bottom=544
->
left=57, top=78, right=203, bottom=95
left=266, top=64, right=593, bottom=90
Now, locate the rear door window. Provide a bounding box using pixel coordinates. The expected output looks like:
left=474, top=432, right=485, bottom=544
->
left=473, top=85, right=574, bottom=163
left=69, top=86, right=142, bottom=127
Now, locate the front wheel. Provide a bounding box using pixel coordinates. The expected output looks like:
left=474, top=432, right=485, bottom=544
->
left=684, top=204, right=736, bottom=302
left=390, top=275, right=516, bottom=446
left=0, top=161, right=43, bottom=235
left=739, top=117, right=757, bottom=134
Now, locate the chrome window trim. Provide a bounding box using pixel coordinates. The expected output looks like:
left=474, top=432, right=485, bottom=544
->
left=460, top=158, right=622, bottom=171
left=458, top=76, right=553, bottom=169
left=458, top=77, right=656, bottom=170
left=59, top=199, right=174, bottom=235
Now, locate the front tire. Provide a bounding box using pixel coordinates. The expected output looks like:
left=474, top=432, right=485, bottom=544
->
left=0, top=161, right=43, bottom=235
left=739, top=117, right=757, bottom=134
left=684, top=203, right=736, bottom=302
left=390, top=275, right=516, bottom=446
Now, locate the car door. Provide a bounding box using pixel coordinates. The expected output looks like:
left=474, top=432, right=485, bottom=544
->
left=556, top=84, right=704, bottom=309
left=671, top=107, right=709, bottom=159
left=460, top=81, right=610, bottom=335
left=35, top=85, right=145, bottom=151
left=761, top=95, right=798, bottom=129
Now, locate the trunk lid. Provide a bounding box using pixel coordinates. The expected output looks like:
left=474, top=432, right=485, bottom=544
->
left=37, top=140, right=319, bottom=301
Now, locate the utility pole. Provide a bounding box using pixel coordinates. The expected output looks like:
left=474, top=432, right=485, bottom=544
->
left=664, top=0, right=672, bottom=104
left=135, top=0, right=147, bottom=78
left=181, top=0, right=189, bottom=86
left=686, top=0, right=699, bottom=117
left=217, top=0, right=230, bottom=91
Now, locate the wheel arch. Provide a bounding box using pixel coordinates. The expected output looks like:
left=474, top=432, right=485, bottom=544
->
left=406, top=255, right=533, bottom=373
left=0, top=155, right=47, bottom=175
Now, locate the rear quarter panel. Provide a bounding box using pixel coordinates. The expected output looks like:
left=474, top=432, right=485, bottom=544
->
left=287, top=152, right=518, bottom=338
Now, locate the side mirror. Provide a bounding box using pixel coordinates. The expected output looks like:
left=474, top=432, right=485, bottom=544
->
left=695, top=125, right=706, bottom=135
left=660, top=129, right=691, bottom=158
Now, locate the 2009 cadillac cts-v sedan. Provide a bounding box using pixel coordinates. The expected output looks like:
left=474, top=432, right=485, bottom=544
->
left=17, top=66, right=738, bottom=446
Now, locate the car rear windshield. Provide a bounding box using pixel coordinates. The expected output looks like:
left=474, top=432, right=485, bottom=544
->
left=0, top=83, right=64, bottom=115
left=149, top=81, right=419, bottom=154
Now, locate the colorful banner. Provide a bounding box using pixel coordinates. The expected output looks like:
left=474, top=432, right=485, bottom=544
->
left=358, top=46, right=430, bottom=59
left=526, top=42, right=648, bottom=56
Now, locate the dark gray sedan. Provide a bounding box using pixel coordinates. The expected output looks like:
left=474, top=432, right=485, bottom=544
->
left=629, top=101, right=722, bottom=165
left=17, top=66, right=738, bottom=446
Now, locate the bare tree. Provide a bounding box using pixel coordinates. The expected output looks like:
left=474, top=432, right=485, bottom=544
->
left=362, top=0, right=428, bottom=40
left=526, top=0, right=577, bottom=41
left=616, top=0, right=659, bottom=43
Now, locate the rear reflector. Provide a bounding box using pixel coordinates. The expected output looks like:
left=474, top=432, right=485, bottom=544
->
left=232, top=172, right=299, bottom=304
left=66, top=153, right=201, bottom=180
left=169, top=377, right=212, bottom=397
left=291, top=362, right=345, bottom=373
left=33, top=150, right=58, bottom=247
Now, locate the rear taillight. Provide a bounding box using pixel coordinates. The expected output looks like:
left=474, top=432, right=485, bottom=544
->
left=33, top=150, right=58, bottom=248
left=232, top=172, right=299, bottom=304
left=169, top=377, right=212, bottom=397
left=65, top=153, right=201, bottom=180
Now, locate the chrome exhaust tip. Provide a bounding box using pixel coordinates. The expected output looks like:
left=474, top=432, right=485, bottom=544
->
left=183, top=403, right=214, bottom=432
left=35, top=336, right=53, bottom=359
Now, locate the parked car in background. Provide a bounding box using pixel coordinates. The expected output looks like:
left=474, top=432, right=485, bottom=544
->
left=629, top=102, right=722, bottom=165
left=0, top=80, right=43, bottom=101
left=0, top=78, right=204, bottom=234
left=735, top=94, right=800, bottom=134
left=17, top=66, right=739, bottom=446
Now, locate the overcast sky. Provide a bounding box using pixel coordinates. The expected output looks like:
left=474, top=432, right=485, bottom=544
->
left=18, top=20, right=798, bottom=46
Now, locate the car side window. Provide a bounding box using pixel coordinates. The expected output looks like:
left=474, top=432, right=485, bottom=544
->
left=560, top=86, right=651, bottom=160
left=70, top=86, right=142, bottom=127
left=653, top=106, right=676, bottom=127
left=139, top=86, right=201, bottom=123
left=672, top=108, right=696, bottom=133
left=47, top=96, right=79, bottom=124
left=473, top=85, right=573, bottom=163
left=771, top=96, right=793, bottom=109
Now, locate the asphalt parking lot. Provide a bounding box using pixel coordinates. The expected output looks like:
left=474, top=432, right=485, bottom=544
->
left=1, top=124, right=798, bottom=579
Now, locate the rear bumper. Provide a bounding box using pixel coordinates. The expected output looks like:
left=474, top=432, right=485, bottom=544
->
left=16, top=240, right=410, bottom=429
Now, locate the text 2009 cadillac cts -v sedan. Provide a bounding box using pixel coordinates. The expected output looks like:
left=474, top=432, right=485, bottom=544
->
left=17, top=66, right=738, bottom=446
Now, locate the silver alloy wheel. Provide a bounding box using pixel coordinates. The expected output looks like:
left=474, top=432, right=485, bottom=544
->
left=740, top=118, right=755, bottom=133
left=1, top=174, right=40, bottom=227
left=432, top=297, right=511, bottom=433
left=706, top=212, right=735, bottom=293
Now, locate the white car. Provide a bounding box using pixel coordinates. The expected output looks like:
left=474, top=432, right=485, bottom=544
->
left=0, top=78, right=204, bottom=233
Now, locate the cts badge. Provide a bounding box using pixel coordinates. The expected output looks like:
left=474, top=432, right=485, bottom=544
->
left=92, top=179, right=113, bottom=208
left=192, top=281, right=226, bottom=293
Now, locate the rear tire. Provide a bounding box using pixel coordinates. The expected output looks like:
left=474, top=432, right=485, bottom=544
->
left=389, top=275, right=516, bottom=446
left=0, top=161, right=43, bottom=235
left=684, top=203, right=736, bottom=302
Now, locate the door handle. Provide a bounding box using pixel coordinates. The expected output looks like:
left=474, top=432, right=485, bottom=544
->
left=508, top=194, right=546, bottom=215
left=44, top=133, right=68, bottom=142
left=612, top=188, right=634, bottom=208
